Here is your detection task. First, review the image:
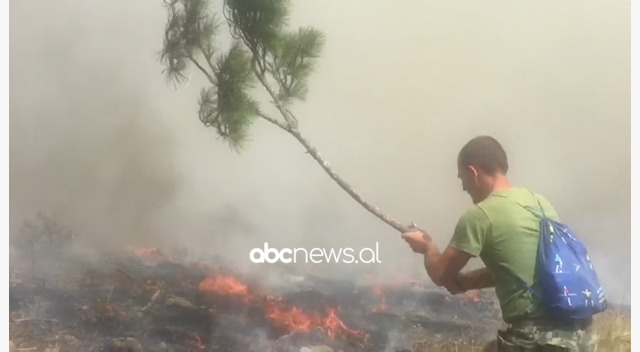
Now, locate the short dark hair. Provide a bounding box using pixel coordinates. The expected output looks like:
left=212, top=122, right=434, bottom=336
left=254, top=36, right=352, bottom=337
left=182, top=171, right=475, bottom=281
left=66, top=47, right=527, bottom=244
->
left=458, top=136, right=509, bottom=174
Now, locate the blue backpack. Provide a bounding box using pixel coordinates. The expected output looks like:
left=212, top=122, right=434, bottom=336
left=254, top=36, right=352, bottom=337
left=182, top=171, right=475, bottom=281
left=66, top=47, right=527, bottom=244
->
left=515, top=197, right=608, bottom=321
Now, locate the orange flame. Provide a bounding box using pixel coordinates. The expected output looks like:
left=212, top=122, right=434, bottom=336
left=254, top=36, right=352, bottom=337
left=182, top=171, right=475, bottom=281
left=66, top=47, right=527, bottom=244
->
left=189, top=333, right=206, bottom=350
left=371, top=282, right=389, bottom=312
left=264, top=297, right=368, bottom=344
left=265, top=298, right=315, bottom=332
left=198, top=274, right=369, bottom=345
left=198, top=274, right=254, bottom=303
left=323, top=308, right=368, bottom=342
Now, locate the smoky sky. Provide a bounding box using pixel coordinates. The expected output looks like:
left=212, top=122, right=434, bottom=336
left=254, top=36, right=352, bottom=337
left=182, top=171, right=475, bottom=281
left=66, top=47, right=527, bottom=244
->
left=10, top=1, right=630, bottom=302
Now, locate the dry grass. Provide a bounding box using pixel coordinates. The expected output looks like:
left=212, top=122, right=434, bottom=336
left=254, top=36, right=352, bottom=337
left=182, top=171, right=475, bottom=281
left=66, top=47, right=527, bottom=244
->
left=592, top=309, right=631, bottom=352
left=412, top=309, right=631, bottom=352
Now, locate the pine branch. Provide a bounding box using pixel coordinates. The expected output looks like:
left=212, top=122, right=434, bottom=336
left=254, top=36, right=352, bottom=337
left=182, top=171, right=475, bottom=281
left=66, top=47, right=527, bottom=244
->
left=251, top=63, right=298, bottom=128
left=197, top=44, right=218, bottom=76
left=187, top=54, right=216, bottom=85
left=257, top=106, right=410, bottom=232
left=257, top=111, right=289, bottom=132
left=281, top=114, right=410, bottom=233
left=160, top=0, right=413, bottom=234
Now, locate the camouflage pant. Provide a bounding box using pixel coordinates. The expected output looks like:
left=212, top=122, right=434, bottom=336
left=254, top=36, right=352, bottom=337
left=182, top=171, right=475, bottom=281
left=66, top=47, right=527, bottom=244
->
left=482, top=318, right=597, bottom=351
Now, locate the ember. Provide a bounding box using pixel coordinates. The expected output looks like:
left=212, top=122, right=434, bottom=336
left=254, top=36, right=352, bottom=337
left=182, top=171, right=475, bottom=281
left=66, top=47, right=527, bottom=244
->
left=189, top=333, right=206, bottom=350
left=370, top=280, right=389, bottom=313
left=125, top=246, right=167, bottom=260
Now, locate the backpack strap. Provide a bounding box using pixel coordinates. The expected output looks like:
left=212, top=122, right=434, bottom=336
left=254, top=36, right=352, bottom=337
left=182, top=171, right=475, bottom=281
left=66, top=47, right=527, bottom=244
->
left=508, top=190, right=551, bottom=305
left=531, top=191, right=546, bottom=218
left=516, top=190, right=547, bottom=220
left=503, top=265, right=548, bottom=304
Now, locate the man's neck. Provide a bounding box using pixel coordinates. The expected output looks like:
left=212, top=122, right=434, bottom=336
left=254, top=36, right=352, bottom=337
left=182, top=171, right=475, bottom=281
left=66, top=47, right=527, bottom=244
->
left=490, top=174, right=512, bottom=193
left=475, top=174, right=512, bottom=203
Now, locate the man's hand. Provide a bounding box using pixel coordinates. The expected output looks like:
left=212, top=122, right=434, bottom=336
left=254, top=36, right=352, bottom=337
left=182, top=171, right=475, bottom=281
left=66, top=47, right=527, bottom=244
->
left=444, top=277, right=467, bottom=295
left=401, top=230, right=432, bottom=254
left=444, top=283, right=465, bottom=295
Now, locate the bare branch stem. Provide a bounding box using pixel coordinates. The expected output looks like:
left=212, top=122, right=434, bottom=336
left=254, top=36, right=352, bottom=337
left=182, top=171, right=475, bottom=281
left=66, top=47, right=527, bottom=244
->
left=197, top=45, right=218, bottom=76
left=250, top=57, right=409, bottom=233
left=187, top=55, right=216, bottom=85
left=257, top=112, right=289, bottom=132
left=286, top=128, right=410, bottom=233
left=251, top=64, right=297, bottom=128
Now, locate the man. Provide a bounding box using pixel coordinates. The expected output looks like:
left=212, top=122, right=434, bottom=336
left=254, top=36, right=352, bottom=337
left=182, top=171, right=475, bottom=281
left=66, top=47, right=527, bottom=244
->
left=401, top=136, right=597, bottom=351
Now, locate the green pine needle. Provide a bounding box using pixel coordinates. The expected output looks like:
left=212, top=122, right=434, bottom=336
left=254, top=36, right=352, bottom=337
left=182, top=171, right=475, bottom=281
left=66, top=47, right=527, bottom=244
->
left=273, top=27, right=325, bottom=103
left=198, top=41, right=258, bottom=150
left=160, top=0, right=325, bottom=151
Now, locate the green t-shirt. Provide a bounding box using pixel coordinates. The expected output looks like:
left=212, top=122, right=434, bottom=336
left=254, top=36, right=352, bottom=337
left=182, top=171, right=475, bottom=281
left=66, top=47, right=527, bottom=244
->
left=448, top=187, right=559, bottom=321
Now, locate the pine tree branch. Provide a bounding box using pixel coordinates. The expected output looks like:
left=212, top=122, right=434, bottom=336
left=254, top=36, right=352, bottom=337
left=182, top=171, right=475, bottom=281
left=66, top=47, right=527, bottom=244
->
left=161, top=0, right=412, bottom=234
left=249, top=47, right=409, bottom=233
left=284, top=127, right=410, bottom=233
left=198, top=45, right=217, bottom=78
left=250, top=59, right=298, bottom=128
left=257, top=111, right=289, bottom=132
left=260, top=105, right=408, bottom=232
left=187, top=54, right=215, bottom=85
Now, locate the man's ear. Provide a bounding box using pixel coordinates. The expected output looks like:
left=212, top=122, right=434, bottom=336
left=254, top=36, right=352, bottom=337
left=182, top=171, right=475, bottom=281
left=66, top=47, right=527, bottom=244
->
left=467, top=165, right=479, bottom=180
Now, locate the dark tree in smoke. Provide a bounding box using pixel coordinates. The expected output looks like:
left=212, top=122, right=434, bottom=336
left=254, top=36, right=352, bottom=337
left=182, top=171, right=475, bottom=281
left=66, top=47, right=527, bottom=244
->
left=159, top=0, right=412, bottom=232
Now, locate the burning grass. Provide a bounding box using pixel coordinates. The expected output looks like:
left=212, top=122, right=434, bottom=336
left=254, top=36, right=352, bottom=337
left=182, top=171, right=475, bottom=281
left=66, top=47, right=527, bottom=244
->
left=8, top=243, right=630, bottom=351
left=8, top=217, right=629, bottom=351
left=9, top=241, right=502, bottom=351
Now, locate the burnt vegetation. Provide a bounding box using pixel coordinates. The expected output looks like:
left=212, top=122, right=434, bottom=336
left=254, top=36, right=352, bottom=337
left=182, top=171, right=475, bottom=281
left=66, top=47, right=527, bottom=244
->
left=9, top=213, right=503, bottom=351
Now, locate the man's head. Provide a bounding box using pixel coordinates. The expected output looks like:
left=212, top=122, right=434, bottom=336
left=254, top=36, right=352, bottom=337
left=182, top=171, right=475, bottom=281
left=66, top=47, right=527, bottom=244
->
left=457, top=136, right=510, bottom=204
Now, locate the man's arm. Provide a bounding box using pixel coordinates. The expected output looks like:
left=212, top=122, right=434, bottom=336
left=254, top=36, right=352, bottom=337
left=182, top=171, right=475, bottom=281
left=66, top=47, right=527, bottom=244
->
left=422, top=238, right=473, bottom=288
left=456, top=267, right=495, bottom=290
left=404, top=232, right=493, bottom=293
left=403, top=206, right=491, bottom=292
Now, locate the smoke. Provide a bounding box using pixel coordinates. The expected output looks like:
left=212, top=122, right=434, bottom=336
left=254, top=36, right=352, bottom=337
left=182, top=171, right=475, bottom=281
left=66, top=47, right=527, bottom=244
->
left=9, top=1, right=180, bottom=250
left=10, top=0, right=630, bottom=302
